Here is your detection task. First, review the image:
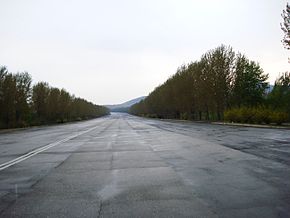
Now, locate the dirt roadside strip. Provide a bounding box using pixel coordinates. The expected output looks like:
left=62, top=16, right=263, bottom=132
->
left=151, top=116, right=290, bottom=129
left=213, top=121, right=290, bottom=129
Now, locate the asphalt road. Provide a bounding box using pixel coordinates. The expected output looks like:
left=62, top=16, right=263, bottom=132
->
left=0, top=113, right=289, bottom=217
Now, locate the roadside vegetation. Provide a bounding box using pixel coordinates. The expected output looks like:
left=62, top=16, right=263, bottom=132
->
left=130, top=45, right=290, bottom=125
left=0, top=66, right=109, bottom=129
left=131, top=4, right=290, bottom=125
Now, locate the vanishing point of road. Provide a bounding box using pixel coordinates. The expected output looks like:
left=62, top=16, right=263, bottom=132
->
left=0, top=113, right=289, bottom=217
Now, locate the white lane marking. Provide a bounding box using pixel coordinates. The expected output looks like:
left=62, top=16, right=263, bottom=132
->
left=0, top=125, right=99, bottom=171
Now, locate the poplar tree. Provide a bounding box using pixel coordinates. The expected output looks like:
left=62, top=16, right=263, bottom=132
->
left=281, top=3, right=290, bottom=49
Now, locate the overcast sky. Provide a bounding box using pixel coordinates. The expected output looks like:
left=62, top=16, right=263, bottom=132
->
left=0, top=0, right=289, bottom=105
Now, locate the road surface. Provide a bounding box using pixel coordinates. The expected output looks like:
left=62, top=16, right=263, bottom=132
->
left=0, top=113, right=289, bottom=217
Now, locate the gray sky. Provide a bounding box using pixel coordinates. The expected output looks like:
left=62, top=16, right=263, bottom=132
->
left=0, top=0, right=289, bottom=105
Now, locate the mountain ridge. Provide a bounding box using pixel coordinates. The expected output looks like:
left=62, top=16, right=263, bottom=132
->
left=105, top=96, right=146, bottom=112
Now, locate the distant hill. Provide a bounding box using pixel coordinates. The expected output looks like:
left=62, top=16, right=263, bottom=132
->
left=106, top=96, right=146, bottom=112
left=265, top=84, right=274, bottom=94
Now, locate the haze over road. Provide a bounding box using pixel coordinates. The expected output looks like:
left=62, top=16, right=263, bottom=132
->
left=0, top=113, right=289, bottom=217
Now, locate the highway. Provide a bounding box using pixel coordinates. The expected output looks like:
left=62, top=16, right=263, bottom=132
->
left=0, top=113, right=289, bottom=217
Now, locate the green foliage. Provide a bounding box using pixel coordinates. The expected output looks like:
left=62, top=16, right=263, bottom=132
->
left=224, top=72, right=290, bottom=125
left=270, top=111, right=289, bottom=125
left=224, top=107, right=288, bottom=125
left=180, top=112, right=190, bottom=120
left=267, top=72, right=290, bottom=116
left=15, top=72, right=32, bottom=127
left=32, top=82, right=50, bottom=124
left=0, top=66, right=109, bottom=129
left=231, top=55, right=268, bottom=107
left=0, top=72, right=17, bottom=128
left=252, top=107, right=271, bottom=124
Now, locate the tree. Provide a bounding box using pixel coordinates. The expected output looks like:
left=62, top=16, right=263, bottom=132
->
left=15, top=72, right=32, bottom=126
left=231, top=55, right=268, bottom=107
left=1, top=73, right=17, bottom=128
left=0, top=69, right=32, bottom=127
left=47, top=87, right=61, bottom=122
left=59, top=89, right=72, bottom=122
left=32, top=82, right=50, bottom=123
left=281, top=3, right=290, bottom=49
left=202, top=45, right=235, bottom=119
left=268, top=72, right=290, bottom=117
left=0, top=67, right=9, bottom=127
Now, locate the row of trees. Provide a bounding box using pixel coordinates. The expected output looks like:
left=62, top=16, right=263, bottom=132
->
left=0, top=66, right=109, bottom=129
left=224, top=72, right=290, bottom=124
left=130, top=45, right=290, bottom=124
